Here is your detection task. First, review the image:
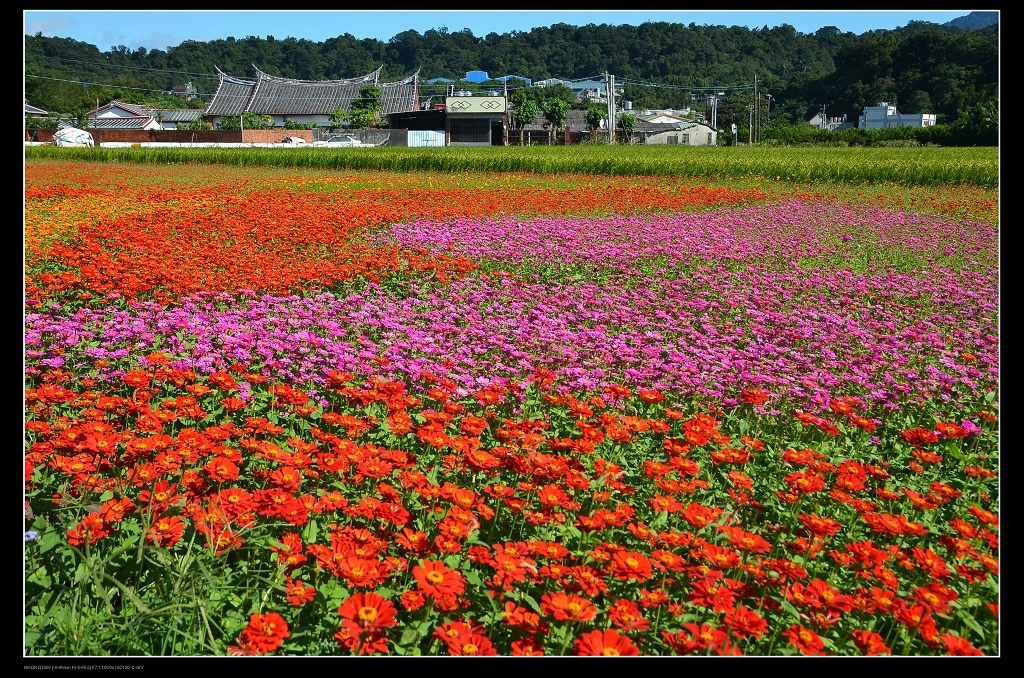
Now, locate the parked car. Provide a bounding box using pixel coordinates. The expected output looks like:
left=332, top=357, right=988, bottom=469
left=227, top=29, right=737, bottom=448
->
left=312, top=134, right=370, bottom=148
left=281, top=136, right=307, bottom=145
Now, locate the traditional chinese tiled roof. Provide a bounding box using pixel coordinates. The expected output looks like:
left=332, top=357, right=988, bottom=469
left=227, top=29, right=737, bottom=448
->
left=87, top=116, right=158, bottom=130
left=25, top=101, right=49, bottom=116
left=204, top=65, right=419, bottom=117
left=145, top=108, right=205, bottom=123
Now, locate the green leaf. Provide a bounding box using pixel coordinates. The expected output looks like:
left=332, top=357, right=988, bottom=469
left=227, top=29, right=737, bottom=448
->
left=27, top=566, right=51, bottom=588
left=959, top=612, right=987, bottom=639
left=521, top=593, right=541, bottom=614
left=39, top=528, right=62, bottom=554
left=780, top=598, right=802, bottom=620
left=302, top=518, right=319, bottom=544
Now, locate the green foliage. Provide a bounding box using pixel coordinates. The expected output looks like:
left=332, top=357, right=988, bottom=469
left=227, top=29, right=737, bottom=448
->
left=329, top=108, right=350, bottom=128
left=26, top=116, right=58, bottom=129
left=542, top=98, right=569, bottom=131
left=949, top=99, right=999, bottom=146
left=619, top=113, right=637, bottom=137
left=585, top=105, right=605, bottom=131
left=511, top=91, right=540, bottom=130
left=243, top=113, right=274, bottom=130
left=347, top=85, right=385, bottom=129
left=185, top=117, right=211, bottom=131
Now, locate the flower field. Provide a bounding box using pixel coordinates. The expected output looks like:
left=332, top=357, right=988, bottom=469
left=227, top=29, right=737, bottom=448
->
left=24, top=153, right=999, bottom=656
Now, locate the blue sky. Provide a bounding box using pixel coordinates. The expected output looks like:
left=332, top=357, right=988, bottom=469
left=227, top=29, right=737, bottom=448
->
left=24, top=10, right=984, bottom=53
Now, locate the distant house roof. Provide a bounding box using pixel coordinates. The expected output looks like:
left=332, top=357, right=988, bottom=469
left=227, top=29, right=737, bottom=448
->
left=204, top=65, right=419, bottom=117
left=462, top=70, right=490, bottom=83
left=146, top=108, right=205, bottom=123
left=25, top=101, right=48, bottom=116
left=427, top=77, right=456, bottom=84
left=87, top=116, right=161, bottom=130
left=88, top=101, right=204, bottom=123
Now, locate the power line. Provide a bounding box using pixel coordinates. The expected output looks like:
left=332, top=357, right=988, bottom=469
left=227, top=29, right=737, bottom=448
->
left=28, top=54, right=219, bottom=80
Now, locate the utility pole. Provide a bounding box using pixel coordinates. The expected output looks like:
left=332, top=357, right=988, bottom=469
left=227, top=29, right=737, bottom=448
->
left=753, top=74, right=758, bottom=144
left=605, top=72, right=616, bottom=144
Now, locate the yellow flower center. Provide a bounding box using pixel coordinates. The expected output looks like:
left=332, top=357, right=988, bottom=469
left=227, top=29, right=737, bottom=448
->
left=462, top=642, right=478, bottom=655
left=626, top=557, right=639, bottom=568
left=358, top=606, right=378, bottom=623
left=426, top=571, right=445, bottom=585
left=602, top=648, right=620, bottom=656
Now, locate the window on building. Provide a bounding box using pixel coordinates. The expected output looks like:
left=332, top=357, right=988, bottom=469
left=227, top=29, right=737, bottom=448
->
left=667, top=135, right=678, bottom=145
left=681, top=134, right=689, bottom=144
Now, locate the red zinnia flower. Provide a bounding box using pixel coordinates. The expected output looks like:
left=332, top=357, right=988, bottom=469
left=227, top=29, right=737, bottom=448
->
left=573, top=628, right=641, bottom=656
left=540, top=592, right=598, bottom=622
left=338, top=591, right=397, bottom=628
left=284, top=577, right=317, bottom=606
left=784, top=624, right=826, bottom=655
left=852, top=629, right=891, bottom=655
left=237, top=612, right=289, bottom=654
left=611, top=551, right=653, bottom=582
left=412, top=559, right=466, bottom=599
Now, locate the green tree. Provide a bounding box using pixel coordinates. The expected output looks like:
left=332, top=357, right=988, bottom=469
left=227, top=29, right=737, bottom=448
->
left=542, top=98, right=568, bottom=144
left=329, top=108, right=350, bottom=128
left=585, top=104, right=605, bottom=135
left=950, top=99, right=998, bottom=146
left=348, top=85, right=385, bottom=129
left=510, top=90, right=539, bottom=145
left=619, top=113, right=637, bottom=144
left=242, top=112, right=274, bottom=129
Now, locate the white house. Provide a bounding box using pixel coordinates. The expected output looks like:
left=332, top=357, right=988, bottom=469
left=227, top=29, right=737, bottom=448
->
left=858, top=102, right=937, bottom=129
left=638, top=109, right=693, bottom=124
left=640, top=120, right=718, bottom=146
left=808, top=112, right=854, bottom=132
left=86, top=101, right=205, bottom=130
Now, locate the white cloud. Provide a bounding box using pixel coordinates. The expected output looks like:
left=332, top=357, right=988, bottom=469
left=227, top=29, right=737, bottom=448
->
left=25, top=16, right=75, bottom=36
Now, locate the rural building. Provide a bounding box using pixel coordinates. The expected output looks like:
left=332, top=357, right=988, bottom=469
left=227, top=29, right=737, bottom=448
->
left=858, top=102, right=937, bottom=129
left=445, top=93, right=508, bottom=145
left=637, top=120, right=718, bottom=146
left=203, top=65, right=420, bottom=128
left=808, top=111, right=854, bottom=132
left=87, top=101, right=205, bottom=130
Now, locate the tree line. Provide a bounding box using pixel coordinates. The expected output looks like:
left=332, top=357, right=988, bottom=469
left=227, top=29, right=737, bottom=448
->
left=25, top=19, right=997, bottom=138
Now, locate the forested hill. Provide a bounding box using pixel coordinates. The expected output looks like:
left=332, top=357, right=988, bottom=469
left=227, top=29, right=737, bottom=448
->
left=25, top=18, right=997, bottom=126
